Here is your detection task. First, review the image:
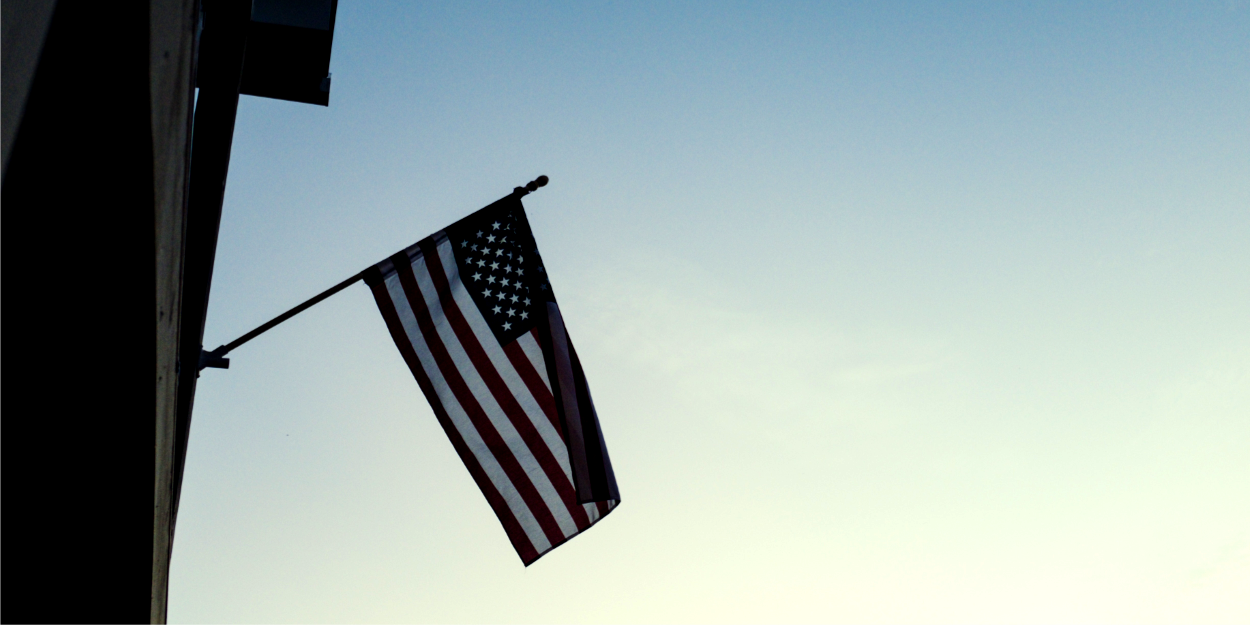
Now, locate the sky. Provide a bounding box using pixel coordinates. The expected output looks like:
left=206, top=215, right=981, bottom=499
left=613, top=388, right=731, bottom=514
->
left=170, top=2, right=1249, bottom=622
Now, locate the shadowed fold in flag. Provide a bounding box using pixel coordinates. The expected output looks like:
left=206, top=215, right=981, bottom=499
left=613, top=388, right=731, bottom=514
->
left=364, top=194, right=620, bottom=565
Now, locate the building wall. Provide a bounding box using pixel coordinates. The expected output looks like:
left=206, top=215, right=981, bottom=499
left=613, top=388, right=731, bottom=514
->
left=2, top=1, right=196, bottom=622
left=1, top=0, right=57, bottom=176
left=150, top=1, right=198, bottom=621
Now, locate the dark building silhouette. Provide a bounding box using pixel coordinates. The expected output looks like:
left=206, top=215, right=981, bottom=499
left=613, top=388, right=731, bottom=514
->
left=2, top=1, right=336, bottom=621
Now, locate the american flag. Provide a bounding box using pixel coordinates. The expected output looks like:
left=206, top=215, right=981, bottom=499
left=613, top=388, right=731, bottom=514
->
left=364, top=194, right=620, bottom=565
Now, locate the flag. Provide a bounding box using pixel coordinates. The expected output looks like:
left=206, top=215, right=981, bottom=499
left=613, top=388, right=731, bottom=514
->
left=364, top=193, right=620, bottom=565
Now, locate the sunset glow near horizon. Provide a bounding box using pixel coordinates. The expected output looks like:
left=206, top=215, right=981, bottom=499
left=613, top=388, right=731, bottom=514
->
left=171, top=3, right=1247, bottom=622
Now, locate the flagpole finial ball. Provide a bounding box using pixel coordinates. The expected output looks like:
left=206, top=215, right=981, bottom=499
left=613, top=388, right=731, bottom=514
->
left=516, top=175, right=549, bottom=196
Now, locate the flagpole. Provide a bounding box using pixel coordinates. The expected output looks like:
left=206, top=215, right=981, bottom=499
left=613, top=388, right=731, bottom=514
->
left=199, top=175, right=549, bottom=370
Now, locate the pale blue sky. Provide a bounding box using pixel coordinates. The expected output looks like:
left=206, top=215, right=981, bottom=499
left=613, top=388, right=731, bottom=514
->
left=172, top=2, right=1248, bottom=622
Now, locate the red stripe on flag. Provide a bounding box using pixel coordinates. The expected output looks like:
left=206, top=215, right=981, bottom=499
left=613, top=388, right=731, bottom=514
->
left=420, top=242, right=591, bottom=532
left=502, top=337, right=561, bottom=434
left=393, top=255, right=568, bottom=546
left=368, top=277, right=539, bottom=563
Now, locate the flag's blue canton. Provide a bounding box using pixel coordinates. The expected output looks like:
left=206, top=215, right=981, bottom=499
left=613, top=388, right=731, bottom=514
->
left=448, top=204, right=551, bottom=345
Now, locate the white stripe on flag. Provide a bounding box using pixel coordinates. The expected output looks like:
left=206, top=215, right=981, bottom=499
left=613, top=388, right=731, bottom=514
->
left=410, top=245, right=579, bottom=537
left=432, top=239, right=572, bottom=480
left=515, top=331, right=550, bottom=392
left=383, top=271, right=553, bottom=553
